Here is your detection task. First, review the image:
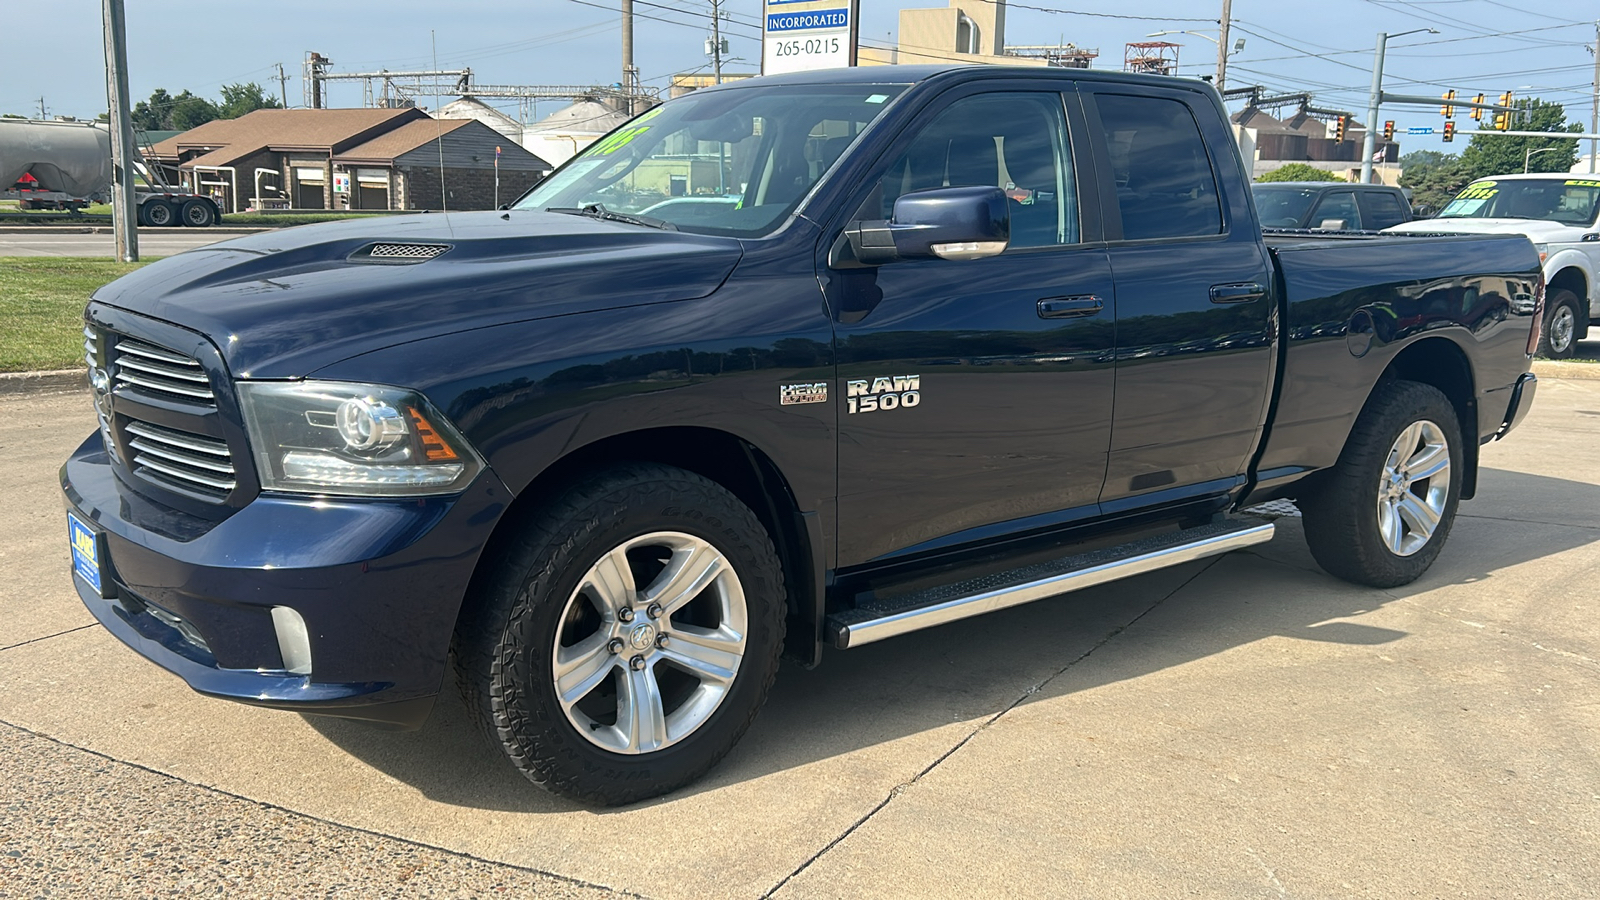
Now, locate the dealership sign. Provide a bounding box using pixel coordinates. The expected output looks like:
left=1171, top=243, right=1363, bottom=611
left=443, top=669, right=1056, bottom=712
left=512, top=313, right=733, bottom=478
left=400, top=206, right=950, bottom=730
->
left=762, top=0, right=858, bottom=75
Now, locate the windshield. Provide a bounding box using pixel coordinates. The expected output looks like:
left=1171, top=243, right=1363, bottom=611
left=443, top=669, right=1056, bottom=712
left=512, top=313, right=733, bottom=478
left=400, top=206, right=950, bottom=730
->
left=1252, top=186, right=1320, bottom=228
left=1438, top=177, right=1600, bottom=226
left=515, top=84, right=908, bottom=236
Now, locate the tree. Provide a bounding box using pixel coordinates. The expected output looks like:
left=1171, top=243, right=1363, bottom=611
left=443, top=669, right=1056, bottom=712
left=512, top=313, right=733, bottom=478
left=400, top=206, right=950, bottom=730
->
left=1256, top=163, right=1343, bottom=183
left=217, top=82, right=282, bottom=120
left=130, top=87, right=220, bottom=132
left=1401, top=155, right=1473, bottom=214
left=1459, top=97, right=1582, bottom=178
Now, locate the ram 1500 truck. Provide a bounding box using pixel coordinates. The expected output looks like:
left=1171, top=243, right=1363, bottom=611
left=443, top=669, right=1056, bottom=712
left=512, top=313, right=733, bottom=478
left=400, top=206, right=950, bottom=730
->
left=62, top=65, right=1543, bottom=805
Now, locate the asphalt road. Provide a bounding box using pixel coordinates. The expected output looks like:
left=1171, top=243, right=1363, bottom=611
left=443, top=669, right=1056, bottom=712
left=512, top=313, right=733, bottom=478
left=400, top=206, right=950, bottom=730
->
left=0, top=229, right=244, bottom=257
left=2, top=379, right=1598, bottom=898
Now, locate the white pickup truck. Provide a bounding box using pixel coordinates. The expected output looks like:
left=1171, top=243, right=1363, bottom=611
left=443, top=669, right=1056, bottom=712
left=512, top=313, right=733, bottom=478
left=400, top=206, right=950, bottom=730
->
left=1388, top=173, right=1600, bottom=358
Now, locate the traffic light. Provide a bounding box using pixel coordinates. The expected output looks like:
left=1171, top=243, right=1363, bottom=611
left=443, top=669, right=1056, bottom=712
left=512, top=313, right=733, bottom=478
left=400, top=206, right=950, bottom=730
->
left=1334, top=115, right=1348, bottom=143
left=1440, top=89, right=1456, bottom=118
left=1382, top=120, right=1395, bottom=142
left=1471, top=93, right=1485, bottom=121
left=1442, top=121, right=1456, bottom=143
left=1496, top=92, right=1514, bottom=130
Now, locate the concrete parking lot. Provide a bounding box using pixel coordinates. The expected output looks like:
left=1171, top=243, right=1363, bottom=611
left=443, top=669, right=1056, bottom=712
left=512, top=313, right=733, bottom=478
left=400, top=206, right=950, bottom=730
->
left=2, top=376, right=1597, bottom=898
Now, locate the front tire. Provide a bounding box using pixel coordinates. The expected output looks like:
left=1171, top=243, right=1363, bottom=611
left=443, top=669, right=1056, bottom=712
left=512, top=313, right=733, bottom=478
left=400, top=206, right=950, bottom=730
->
left=1538, top=289, right=1582, bottom=359
left=1300, top=380, right=1463, bottom=588
left=453, top=463, right=785, bottom=805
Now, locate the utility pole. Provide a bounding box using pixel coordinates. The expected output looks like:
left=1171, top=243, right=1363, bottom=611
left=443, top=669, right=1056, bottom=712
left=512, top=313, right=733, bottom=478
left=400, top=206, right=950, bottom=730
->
left=1359, top=32, right=1387, bottom=185
left=622, top=0, right=636, bottom=114
left=712, top=0, right=724, bottom=85
left=101, top=0, right=137, bottom=262
left=1215, top=0, right=1233, bottom=93
left=275, top=63, right=290, bottom=108
left=1590, top=20, right=1598, bottom=173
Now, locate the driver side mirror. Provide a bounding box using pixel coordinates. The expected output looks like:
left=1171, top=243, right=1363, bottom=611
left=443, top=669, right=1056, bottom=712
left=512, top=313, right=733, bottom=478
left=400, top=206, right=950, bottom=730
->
left=838, top=186, right=1010, bottom=266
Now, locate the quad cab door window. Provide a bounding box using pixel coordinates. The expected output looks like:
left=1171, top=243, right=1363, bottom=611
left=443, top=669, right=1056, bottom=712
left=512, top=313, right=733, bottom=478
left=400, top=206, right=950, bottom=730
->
left=829, top=89, right=1118, bottom=566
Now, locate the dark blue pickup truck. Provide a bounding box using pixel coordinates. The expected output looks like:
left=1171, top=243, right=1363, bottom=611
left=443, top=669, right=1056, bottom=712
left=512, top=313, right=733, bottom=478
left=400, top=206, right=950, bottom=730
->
left=62, top=65, right=1543, bottom=805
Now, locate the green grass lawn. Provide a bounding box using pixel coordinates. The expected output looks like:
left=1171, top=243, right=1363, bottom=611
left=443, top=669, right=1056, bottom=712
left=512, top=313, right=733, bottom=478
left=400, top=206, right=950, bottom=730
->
left=0, top=257, right=153, bottom=373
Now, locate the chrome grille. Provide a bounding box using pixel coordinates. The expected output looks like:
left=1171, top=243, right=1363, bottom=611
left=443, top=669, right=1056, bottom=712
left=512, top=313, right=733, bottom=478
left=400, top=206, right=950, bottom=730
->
left=83, top=325, right=98, bottom=368
left=125, top=421, right=236, bottom=499
left=367, top=243, right=448, bottom=260
left=114, top=339, right=214, bottom=403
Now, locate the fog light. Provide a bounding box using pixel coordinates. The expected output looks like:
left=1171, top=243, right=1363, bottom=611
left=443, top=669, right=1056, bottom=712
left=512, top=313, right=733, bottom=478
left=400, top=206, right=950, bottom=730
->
left=271, top=607, right=313, bottom=675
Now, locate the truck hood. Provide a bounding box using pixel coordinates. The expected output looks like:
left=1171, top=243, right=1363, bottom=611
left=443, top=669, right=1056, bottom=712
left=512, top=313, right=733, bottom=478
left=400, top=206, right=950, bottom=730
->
left=1385, top=217, right=1589, bottom=244
left=90, top=210, right=744, bottom=378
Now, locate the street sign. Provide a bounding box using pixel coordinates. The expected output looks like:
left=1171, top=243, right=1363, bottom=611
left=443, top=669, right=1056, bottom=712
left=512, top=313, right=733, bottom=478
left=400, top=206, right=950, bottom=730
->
left=763, top=0, right=856, bottom=75
left=1406, top=126, right=1434, bottom=135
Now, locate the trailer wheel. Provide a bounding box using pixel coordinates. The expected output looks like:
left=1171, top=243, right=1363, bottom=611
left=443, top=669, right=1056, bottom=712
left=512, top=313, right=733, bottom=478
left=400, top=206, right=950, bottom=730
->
left=180, top=199, right=216, bottom=227
left=141, top=201, right=175, bottom=227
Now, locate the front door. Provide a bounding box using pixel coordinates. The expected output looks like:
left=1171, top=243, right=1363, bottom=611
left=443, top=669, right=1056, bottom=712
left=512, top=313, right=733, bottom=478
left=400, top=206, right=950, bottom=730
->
left=1081, top=87, right=1277, bottom=511
left=824, top=86, right=1117, bottom=567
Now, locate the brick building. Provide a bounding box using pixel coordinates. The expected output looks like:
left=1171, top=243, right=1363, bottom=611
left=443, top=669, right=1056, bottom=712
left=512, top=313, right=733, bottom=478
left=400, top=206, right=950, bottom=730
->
left=148, top=108, right=550, bottom=212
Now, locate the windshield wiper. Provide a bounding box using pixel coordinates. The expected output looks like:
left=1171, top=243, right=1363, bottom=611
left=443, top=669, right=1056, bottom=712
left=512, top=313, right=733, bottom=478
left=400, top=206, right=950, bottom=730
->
left=545, top=203, right=676, bottom=231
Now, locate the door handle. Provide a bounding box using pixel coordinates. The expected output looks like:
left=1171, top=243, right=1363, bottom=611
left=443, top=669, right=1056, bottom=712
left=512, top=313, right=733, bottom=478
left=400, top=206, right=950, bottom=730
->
left=1037, top=295, right=1104, bottom=319
left=1209, top=282, right=1267, bottom=304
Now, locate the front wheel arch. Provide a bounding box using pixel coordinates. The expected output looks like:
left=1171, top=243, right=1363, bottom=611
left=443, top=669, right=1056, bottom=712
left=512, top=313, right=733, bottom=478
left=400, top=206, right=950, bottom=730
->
left=459, top=426, right=823, bottom=668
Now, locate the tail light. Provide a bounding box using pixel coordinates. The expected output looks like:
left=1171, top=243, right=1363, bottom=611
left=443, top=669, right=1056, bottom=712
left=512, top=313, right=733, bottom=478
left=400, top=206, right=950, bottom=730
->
left=1526, top=272, right=1546, bottom=356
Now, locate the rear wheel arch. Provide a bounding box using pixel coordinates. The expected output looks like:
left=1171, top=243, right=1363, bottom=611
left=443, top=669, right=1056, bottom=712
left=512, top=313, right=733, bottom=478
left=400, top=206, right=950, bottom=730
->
left=461, top=426, right=821, bottom=665
left=1372, top=337, right=1479, bottom=499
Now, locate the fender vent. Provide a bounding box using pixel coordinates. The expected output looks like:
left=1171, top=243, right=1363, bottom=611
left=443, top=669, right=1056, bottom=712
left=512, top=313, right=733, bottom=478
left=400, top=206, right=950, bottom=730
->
left=350, top=242, right=451, bottom=263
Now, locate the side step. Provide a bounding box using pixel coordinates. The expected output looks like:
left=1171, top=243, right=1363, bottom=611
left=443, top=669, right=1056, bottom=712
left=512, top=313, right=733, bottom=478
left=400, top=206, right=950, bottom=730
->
left=827, top=519, right=1275, bottom=649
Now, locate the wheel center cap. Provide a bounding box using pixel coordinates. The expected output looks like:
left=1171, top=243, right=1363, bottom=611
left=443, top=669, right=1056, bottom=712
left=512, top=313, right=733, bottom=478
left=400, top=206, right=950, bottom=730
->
left=628, top=622, right=657, bottom=651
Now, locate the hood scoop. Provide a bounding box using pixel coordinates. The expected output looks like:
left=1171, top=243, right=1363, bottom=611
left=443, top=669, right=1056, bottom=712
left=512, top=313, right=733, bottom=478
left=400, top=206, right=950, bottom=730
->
left=349, top=242, right=452, bottom=264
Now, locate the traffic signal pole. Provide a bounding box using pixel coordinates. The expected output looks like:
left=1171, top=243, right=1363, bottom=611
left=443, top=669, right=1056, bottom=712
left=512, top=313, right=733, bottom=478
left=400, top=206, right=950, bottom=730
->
left=1359, top=31, right=1388, bottom=185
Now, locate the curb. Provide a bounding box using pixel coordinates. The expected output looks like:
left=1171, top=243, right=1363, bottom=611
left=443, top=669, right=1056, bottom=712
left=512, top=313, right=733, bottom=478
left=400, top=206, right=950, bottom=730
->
left=1530, top=360, right=1600, bottom=381
left=0, top=369, right=85, bottom=396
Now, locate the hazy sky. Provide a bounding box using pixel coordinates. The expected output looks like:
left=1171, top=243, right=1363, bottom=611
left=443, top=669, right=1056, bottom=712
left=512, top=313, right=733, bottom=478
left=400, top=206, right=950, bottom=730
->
left=4, top=1, right=1594, bottom=153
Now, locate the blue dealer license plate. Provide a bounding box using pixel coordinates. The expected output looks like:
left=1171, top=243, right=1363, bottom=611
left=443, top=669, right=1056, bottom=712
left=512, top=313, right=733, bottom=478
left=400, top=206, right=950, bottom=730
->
left=68, top=511, right=104, bottom=595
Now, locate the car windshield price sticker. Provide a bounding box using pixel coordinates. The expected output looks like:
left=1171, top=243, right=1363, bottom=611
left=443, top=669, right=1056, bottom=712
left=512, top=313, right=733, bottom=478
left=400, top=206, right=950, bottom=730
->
left=763, top=0, right=855, bottom=75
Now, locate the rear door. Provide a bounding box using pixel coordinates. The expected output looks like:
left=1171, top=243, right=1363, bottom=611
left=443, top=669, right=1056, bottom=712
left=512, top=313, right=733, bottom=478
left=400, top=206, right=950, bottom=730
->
left=1080, top=86, right=1276, bottom=511
left=1357, top=189, right=1410, bottom=230
left=823, top=83, right=1117, bottom=566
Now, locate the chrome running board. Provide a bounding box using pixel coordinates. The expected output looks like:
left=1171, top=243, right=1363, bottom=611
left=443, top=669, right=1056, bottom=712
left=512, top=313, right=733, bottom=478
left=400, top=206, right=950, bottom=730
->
left=828, top=520, right=1275, bottom=649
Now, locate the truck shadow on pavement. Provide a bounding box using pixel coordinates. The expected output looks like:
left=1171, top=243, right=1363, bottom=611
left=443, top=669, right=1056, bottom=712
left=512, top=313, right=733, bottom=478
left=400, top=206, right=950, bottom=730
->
left=303, top=466, right=1599, bottom=813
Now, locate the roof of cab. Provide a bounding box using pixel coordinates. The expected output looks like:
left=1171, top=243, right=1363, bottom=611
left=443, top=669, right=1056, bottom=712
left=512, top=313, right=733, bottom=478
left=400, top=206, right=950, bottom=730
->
left=692, top=63, right=1224, bottom=96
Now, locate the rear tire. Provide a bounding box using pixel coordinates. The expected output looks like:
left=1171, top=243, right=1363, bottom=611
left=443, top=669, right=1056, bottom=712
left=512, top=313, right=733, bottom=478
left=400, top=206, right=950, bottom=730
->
left=141, top=201, right=175, bottom=227
left=1300, top=380, right=1462, bottom=588
left=180, top=199, right=215, bottom=227
left=1538, top=289, right=1581, bottom=359
left=453, top=463, right=785, bottom=806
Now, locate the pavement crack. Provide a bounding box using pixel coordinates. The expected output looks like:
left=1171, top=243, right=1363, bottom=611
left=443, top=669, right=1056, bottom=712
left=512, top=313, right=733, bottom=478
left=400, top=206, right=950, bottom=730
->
left=1245, top=846, right=1290, bottom=898
left=1458, top=513, right=1600, bottom=531
left=0, top=622, right=98, bottom=653
left=0, top=719, right=647, bottom=899
left=761, top=558, right=1223, bottom=897
left=1392, top=597, right=1600, bottom=672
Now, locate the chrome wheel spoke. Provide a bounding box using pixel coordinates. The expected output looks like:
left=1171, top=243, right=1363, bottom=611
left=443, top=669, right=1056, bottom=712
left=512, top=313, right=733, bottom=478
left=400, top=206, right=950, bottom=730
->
left=584, top=546, right=637, bottom=614
left=660, top=626, right=743, bottom=686
left=554, top=633, right=616, bottom=707
left=618, top=665, right=668, bottom=752
left=1379, top=498, right=1404, bottom=553
left=1397, top=494, right=1441, bottom=538
left=644, top=542, right=725, bottom=616
left=1404, top=443, right=1449, bottom=483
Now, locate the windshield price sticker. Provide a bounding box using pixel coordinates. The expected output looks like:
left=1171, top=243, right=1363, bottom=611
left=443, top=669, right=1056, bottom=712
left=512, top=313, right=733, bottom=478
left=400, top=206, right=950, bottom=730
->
left=763, top=0, right=853, bottom=75
left=1566, top=180, right=1600, bottom=188
left=1456, top=182, right=1498, bottom=201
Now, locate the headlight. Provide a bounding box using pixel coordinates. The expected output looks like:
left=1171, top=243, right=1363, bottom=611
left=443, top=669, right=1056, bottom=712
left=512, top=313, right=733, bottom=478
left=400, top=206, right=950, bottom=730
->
left=237, top=381, right=483, bottom=496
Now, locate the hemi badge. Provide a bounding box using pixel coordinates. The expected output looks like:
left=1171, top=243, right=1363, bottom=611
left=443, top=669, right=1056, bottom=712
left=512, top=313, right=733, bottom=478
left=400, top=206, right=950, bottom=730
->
left=780, top=382, right=828, bottom=406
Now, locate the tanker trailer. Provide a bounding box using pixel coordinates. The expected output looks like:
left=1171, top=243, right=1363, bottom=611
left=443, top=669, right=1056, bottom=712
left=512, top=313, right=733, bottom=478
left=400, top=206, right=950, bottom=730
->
left=1, top=118, right=220, bottom=225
